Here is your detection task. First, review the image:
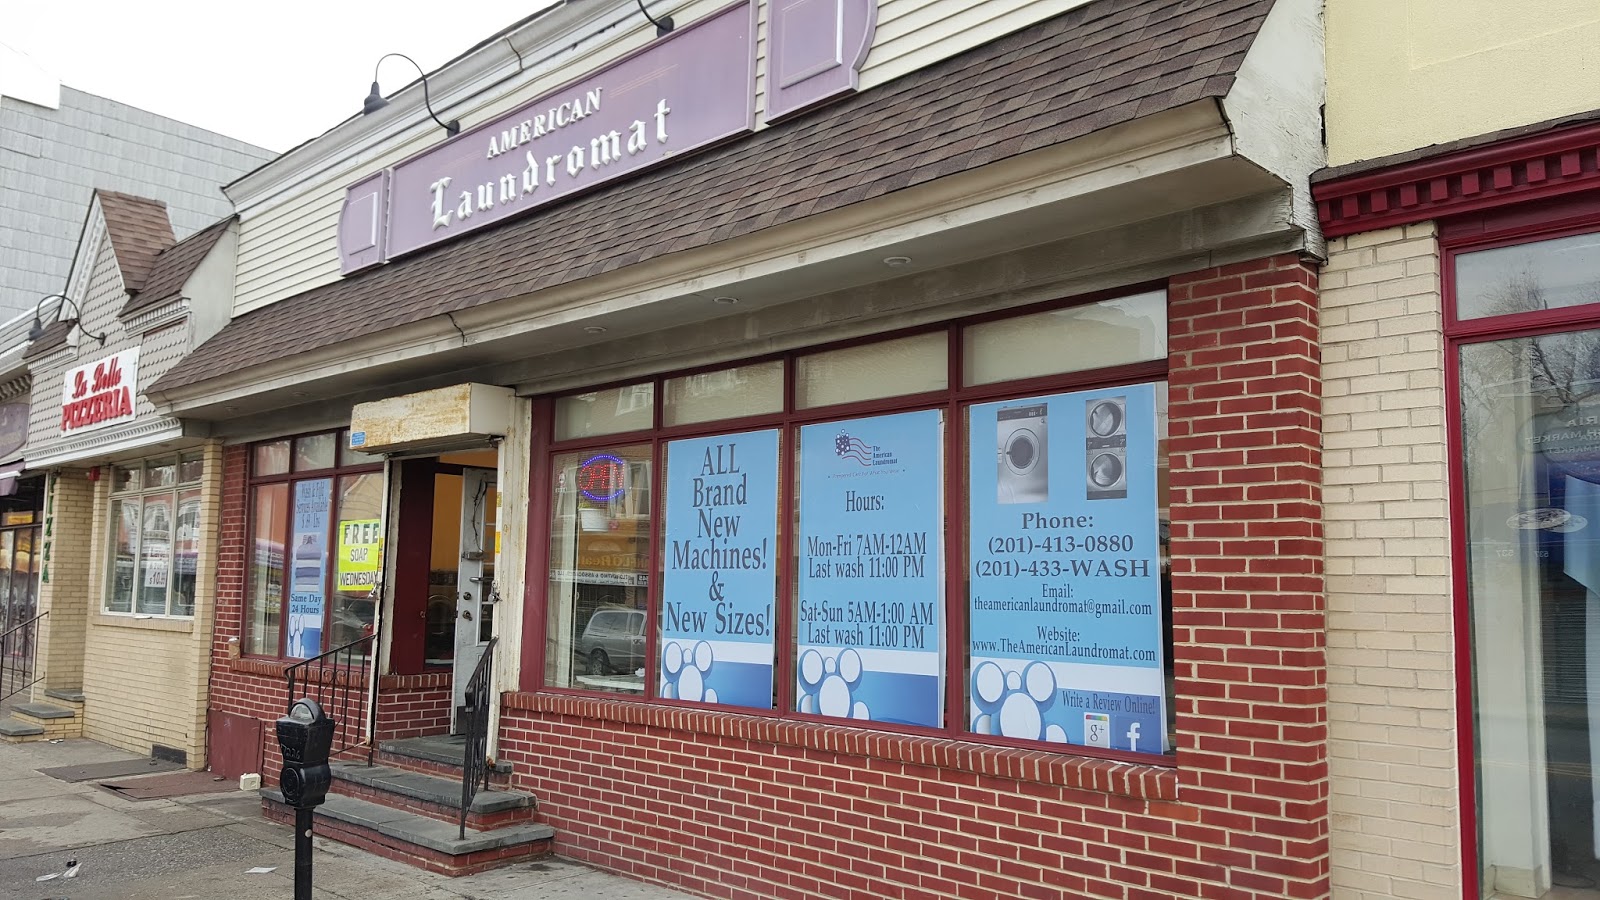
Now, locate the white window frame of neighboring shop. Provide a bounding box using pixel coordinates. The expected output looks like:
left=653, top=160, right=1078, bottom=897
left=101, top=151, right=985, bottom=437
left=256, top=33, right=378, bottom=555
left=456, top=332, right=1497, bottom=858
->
left=103, top=455, right=205, bottom=618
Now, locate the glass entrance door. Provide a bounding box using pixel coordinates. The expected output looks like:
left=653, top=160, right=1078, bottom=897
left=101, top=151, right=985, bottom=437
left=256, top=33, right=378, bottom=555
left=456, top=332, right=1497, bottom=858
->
left=452, top=466, right=497, bottom=729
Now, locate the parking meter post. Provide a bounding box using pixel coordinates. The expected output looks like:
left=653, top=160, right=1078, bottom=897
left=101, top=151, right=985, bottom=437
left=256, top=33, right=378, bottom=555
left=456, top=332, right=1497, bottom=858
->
left=295, top=807, right=314, bottom=900
left=277, top=698, right=335, bottom=900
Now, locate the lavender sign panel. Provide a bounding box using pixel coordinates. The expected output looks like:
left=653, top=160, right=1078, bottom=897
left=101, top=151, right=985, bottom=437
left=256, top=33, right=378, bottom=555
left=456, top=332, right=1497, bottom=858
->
left=385, top=1, right=755, bottom=260
left=339, top=171, right=388, bottom=274
left=766, top=0, right=876, bottom=123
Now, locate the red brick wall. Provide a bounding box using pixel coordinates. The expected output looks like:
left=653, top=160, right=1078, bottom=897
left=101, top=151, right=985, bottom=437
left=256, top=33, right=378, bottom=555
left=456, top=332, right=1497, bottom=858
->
left=208, top=446, right=290, bottom=777
left=494, top=255, right=1328, bottom=900
left=375, top=675, right=453, bottom=740
left=207, top=446, right=454, bottom=779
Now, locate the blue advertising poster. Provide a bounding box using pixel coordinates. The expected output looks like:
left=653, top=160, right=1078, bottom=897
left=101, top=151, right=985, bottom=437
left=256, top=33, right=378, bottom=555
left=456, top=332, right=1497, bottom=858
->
left=967, top=383, right=1165, bottom=752
left=286, top=478, right=331, bottom=659
left=660, top=429, right=780, bottom=709
left=796, top=410, right=943, bottom=727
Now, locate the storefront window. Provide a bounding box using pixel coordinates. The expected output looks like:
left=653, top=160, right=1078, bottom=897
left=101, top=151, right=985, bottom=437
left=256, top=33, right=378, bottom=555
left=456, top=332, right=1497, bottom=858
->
left=963, top=290, right=1167, bottom=386
left=663, top=362, right=783, bottom=426
left=246, top=483, right=287, bottom=656
left=1455, top=228, right=1600, bottom=896
left=539, top=291, right=1175, bottom=759
left=1457, top=231, right=1600, bottom=321
left=330, top=474, right=383, bottom=652
left=555, top=383, right=654, bottom=440
left=0, top=480, right=42, bottom=635
left=795, top=331, right=947, bottom=408
left=105, top=456, right=203, bottom=617
left=545, top=445, right=652, bottom=692
left=244, top=430, right=380, bottom=658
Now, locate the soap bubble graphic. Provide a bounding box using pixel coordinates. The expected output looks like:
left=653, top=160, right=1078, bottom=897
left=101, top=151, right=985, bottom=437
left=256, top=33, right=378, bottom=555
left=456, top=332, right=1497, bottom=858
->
left=660, top=640, right=717, bottom=703
left=796, top=647, right=870, bottom=719
left=970, top=660, right=1066, bottom=742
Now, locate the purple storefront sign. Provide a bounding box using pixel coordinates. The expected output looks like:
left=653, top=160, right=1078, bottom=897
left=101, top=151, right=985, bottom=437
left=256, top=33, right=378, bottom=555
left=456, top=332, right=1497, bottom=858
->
left=378, top=1, right=755, bottom=262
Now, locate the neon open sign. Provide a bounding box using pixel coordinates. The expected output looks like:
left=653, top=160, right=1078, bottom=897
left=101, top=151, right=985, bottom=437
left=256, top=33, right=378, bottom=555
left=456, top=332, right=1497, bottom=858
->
left=578, top=454, right=626, bottom=502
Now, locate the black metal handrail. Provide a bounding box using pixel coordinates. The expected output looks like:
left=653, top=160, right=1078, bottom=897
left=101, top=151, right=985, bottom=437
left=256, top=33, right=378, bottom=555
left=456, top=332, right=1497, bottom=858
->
left=459, top=637, right=498, bottom=839
left=1, top=610, right=45, bottom=702
left=286, top=629, right=378, bottom=763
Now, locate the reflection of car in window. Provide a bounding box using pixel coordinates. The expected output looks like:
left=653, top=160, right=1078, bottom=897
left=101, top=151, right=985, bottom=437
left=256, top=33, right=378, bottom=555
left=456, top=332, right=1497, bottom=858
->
left=576, top=607, right=645, bottom=676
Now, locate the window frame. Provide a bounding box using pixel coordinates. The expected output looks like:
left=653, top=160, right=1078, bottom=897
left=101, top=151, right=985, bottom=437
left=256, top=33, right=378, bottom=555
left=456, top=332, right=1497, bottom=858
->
left=531, top=283, right=1172, bottom=764
left=243, top=429, right=382, bottom=658
left=1442, top=199, right=1600, bottom=900
left=104, top=454, right=205, bottom=618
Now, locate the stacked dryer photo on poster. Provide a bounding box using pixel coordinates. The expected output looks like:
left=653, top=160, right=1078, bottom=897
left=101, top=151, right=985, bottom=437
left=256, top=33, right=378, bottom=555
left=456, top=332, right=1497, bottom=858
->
left=996, top=395, right=1127, bottom=505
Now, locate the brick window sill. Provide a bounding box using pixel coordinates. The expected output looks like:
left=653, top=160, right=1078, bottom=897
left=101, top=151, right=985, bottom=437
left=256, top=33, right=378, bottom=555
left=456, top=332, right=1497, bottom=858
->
left=503, top=691, right=1178, bottom=802
left=92, top=612, right=194, bottom=633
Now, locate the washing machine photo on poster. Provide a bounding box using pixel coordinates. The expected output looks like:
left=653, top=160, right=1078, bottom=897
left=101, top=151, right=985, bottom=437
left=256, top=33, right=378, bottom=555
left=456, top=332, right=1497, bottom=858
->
left=967, top=382, right=1165, bottom=753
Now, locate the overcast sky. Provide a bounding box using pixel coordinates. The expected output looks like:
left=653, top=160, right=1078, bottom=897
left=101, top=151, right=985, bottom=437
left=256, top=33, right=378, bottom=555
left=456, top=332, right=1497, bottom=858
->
left=3, top=1, right=564, bottom=153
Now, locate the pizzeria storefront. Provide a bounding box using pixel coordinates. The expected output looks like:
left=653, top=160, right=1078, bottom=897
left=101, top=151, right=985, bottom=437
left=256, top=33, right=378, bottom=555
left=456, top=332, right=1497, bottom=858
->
left=152, top=0, right=1345, bottom=894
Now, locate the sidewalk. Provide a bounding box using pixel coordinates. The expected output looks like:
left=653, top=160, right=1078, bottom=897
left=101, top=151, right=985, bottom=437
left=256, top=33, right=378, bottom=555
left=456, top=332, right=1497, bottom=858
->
left=0, top=738, right=701, bottom=900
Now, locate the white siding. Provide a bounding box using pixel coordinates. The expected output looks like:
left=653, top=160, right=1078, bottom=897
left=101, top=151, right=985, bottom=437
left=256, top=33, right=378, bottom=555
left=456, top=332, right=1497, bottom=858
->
left=232, top=0, right=1090, bottom=315
left=26, top=210, right=195, bottom=458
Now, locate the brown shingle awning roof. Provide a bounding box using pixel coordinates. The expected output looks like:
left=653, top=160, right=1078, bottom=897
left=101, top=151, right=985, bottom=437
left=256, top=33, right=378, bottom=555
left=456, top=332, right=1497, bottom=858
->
left=121, top=217, right=233, bottom=318
left=97, top=191, right=175, bottom=295
left=154, top=0, right=1274, bottom=395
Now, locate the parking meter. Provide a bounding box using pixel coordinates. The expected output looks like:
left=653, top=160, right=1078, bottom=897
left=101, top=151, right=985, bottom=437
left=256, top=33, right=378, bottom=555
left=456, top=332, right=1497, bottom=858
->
left=277, top=698, right=334, bottom=808
left=277, top=698, right=334, bottom=900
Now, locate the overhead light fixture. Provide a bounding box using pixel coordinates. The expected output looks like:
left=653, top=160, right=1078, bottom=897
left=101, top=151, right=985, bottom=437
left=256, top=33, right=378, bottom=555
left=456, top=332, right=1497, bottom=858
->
left=584, top=325, right=608, bottom=334
left=362, top=53, right=461, bottom=137
left=26, top=293, right=106, bottom=346
left=636, top=0, right=675, bottom=36
left=712, top=296, right=739, bottom=305
left=883, top=256, right=913, bottom=267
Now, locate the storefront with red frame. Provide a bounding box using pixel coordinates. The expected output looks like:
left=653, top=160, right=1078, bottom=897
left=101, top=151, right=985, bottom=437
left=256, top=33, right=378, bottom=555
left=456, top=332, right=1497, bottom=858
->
left=1317, top=117, right=1600, bottom=899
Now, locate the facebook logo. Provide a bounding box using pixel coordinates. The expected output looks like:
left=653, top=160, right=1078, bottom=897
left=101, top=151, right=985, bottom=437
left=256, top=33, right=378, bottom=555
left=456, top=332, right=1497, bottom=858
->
left=1126, top=721, right=1142, bottom=754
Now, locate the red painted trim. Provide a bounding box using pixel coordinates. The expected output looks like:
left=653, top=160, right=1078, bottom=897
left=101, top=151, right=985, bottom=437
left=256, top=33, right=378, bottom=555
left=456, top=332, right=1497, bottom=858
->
left=389, top=458, right=437, bottom=675
left=644, top=434, right=661, bottom=701
left=1315, top=120, right=1600, bottom=238
left=1442, top=331, right=1480, bottom=899
left=520, top=396, right=554, bottom=693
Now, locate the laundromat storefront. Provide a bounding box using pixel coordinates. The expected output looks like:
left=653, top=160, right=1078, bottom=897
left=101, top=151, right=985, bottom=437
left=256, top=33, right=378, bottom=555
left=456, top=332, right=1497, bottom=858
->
left=503, top=253, right=1328, bottom=898
left=533, top=289, right=1174, bottom=756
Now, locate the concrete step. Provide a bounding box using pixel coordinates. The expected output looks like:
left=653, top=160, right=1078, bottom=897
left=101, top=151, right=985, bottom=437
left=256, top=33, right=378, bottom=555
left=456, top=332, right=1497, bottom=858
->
left=43, top=688, right=85, bottom=706
left=376, top=735, right=512, bottom=782
left=15, top=702, right=76, bottom=720
left=260, top=789, right=553, bottom=876
left=0, top=716, right=45, bottom=741
left=329, top=761, right=536, bottom=830
left=8, top=703, right=81, bottom=740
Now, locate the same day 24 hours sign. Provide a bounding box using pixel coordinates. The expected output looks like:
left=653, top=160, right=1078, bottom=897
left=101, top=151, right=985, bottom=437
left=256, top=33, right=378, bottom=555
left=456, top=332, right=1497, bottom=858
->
left=796, top=410, right=944, bottom=728
left=967, top=383, right=1166, bottom=753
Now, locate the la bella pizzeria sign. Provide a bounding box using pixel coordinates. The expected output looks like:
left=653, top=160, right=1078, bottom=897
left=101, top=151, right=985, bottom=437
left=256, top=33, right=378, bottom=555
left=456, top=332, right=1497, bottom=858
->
left=61, top=348, right=139, bottom=434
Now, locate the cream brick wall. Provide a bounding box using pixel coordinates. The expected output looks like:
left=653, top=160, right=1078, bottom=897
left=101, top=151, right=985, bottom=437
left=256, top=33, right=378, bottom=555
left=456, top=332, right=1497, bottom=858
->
left=77, top=440, right=224, bottom=767
left=1321, top=223, right=1461, bottom=899
left=37, top=471, right=94, bottom=693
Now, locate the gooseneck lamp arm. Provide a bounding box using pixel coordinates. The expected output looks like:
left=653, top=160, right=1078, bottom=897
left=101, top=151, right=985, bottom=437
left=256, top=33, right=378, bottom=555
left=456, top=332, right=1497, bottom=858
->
left=362, top=53, right=461, bottom=137
left=28, top=294, right=106, bottom=346
left=636, top=0, right=674, bottom=36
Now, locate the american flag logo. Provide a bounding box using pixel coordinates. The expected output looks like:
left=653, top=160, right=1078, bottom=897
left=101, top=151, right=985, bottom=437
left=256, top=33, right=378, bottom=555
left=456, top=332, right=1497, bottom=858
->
left=835, top=432, right=873, bottom=466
